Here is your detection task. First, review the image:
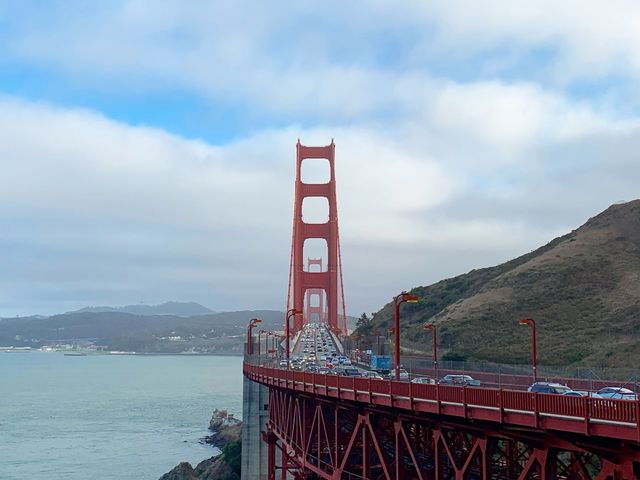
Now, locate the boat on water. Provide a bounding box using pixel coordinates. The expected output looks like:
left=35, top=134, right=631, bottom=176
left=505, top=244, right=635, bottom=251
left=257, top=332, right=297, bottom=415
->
left=64, top=352, right=88, bottom=356
left=108, top=351, right=137, bottom=355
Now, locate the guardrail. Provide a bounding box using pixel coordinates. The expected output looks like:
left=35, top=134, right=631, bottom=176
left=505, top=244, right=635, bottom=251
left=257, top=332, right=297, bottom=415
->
left=350, top=356, right=640, bottom=393
left=244, top=363, right=640, bottom=443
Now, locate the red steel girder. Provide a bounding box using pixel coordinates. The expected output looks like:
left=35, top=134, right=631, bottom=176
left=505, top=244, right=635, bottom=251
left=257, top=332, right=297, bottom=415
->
left=262, top=385, right=639, bottom=480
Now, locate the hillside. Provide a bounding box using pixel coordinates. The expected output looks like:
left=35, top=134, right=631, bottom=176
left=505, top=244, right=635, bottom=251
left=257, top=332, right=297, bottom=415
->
left=0, top=310, right=284, bottom=354
left=72, top=301, right=214, bottom=317
left=356, top=200, right=640, bottom=368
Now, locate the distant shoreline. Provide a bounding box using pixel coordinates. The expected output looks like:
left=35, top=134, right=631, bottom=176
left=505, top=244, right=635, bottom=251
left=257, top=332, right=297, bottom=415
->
left=133, top=352, right=244, bottom=357
left=7, top=350, right=244, bottom=357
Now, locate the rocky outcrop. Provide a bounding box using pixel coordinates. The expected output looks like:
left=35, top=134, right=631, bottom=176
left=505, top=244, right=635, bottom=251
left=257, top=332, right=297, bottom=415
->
left=159, top=409, right=242, bottom=480
left=201, top=409, right=242, bottom=447
left=192, top=450, right=237, bottom=480
left=159, top=462, right=199, bottom=480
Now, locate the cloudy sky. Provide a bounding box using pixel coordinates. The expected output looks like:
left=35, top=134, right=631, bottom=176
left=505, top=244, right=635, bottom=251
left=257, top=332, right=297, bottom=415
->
left=1, top=1, right=640, bottom=317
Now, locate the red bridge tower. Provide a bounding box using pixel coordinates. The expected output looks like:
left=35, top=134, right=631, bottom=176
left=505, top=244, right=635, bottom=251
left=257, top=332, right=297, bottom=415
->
left=286, top=140, right=347, bottom=336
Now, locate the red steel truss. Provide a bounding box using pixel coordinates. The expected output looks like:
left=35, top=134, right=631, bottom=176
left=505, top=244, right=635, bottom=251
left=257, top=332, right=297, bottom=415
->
left=286, top=140, right=347, bottom=336
left=245, top=364, right=640, bottom=479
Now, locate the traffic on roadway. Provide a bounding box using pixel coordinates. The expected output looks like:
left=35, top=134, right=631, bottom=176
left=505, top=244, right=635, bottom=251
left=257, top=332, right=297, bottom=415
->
left=260, top=323, right=638, bottom=401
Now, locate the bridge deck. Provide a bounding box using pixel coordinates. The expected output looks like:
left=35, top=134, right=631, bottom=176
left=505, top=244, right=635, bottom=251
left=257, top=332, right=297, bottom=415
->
left=244, top=363, right=640, bottom=442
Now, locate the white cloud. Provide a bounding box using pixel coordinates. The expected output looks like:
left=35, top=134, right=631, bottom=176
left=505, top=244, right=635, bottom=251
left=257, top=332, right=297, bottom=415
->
left=406, top=0, right=640, bottom=80
left=5, top=0, right=640, bottom=116
left=2, top=83, right=640, bottom=316
left=2, top=1, right=640, bottom=315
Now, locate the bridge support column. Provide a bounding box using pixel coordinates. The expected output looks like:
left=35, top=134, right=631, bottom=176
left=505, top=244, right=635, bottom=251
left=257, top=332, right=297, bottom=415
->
left=241, top=351, right=270, bottom=480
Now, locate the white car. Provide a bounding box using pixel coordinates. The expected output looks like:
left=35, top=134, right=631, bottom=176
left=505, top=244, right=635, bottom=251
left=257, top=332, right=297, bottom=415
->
left=411, top=377, right=436, bottom=385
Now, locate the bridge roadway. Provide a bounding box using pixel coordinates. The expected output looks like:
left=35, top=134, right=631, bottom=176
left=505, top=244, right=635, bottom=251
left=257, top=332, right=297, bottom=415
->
left=245, top=345, right=640, bottom=479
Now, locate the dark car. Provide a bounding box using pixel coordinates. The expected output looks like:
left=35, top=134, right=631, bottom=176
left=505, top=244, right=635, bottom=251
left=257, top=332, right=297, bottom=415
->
left=527, top=382, right=572, bottom=394
left=339, top=367, right=361, bottom=377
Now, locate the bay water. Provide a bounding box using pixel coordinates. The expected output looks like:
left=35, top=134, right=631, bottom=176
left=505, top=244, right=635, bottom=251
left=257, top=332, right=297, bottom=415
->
left=0, top=352, right=243, bottom=479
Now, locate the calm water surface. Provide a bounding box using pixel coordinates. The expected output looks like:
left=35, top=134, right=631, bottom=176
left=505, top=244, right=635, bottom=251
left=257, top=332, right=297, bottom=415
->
left=0, top=352, right=243, bottom=479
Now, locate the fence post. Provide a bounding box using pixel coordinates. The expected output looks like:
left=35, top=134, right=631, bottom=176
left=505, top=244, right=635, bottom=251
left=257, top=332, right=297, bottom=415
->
left=584, top=396, right=590, bottom=436
left=463, top=385, right=467, bottom=419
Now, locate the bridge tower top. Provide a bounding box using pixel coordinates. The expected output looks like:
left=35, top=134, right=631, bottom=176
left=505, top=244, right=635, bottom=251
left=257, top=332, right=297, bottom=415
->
left=286, top=140, right=347, bottom=336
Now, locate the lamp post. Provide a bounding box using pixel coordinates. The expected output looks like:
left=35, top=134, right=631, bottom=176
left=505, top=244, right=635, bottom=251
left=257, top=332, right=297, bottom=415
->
left=285, top=308, right=302, bottom=368
left=372, top=330, right=382, bottom=356
left=259, top=330, right=268, bottom=356
left=423, top=323, right=438, bottom=379
left=518, top=318, right=537, bottom=381
left=393, top=291, right=419, bottom=380
left=246, top=318, right=262, bottom=355
left=266, top=332, right=272, bottom=356
left=268, top=332, right=276, bottom=357
left=274, top=333, right=282, bottom=358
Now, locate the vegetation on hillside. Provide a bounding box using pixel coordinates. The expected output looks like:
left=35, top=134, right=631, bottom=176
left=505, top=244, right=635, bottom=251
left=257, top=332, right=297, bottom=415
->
left=354, top=200, right=640, bottom=369
left=219, top=440, right=242, bottom=480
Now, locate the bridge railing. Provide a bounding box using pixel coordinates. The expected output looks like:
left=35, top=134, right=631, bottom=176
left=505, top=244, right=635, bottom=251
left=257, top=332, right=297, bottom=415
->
left=352, top=352, right=640, bottom=392
left=245, top=362, right=640, bottom=442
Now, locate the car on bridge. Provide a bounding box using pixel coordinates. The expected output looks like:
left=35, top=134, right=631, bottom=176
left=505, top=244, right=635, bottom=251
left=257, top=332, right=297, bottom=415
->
left=527, top=382, right=571, bottom=394
left=411, top=377, right=437, bottom=385
left=562, top=390, right=600, bottom=397
left=385, top=369, right=410, bottom=380
left=440, top=374, right=481, bottom=386
left=597, top=387, right=638, bottom=400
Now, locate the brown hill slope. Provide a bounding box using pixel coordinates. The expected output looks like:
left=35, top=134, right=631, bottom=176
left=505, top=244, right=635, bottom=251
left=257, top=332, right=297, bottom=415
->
left=358, top=200, right=640, bottom=368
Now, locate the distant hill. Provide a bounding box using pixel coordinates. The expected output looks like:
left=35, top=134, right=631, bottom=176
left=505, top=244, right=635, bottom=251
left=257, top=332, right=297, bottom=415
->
left=356, top=200, right=640, bottom=369
left=71, top=301, right=214, bottom=317
left=0, top=310, right=284, bottom=354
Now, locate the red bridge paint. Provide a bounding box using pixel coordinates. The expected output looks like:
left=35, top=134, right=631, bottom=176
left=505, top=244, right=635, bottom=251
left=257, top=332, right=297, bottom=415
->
left=286, top=141, right=347, bottom=336
left=245, top=363, right=640, bottom=479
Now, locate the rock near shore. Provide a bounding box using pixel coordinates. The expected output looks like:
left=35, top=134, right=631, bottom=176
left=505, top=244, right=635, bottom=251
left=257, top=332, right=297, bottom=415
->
left=159, top=409, right=242, bottom=480
left=160, top=456, right=235, bottom=480
left=201, top=409, right=242, bottom=447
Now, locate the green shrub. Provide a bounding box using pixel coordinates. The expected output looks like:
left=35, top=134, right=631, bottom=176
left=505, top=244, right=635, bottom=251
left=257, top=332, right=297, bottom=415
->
left=222, top=440, right=242, bottom=476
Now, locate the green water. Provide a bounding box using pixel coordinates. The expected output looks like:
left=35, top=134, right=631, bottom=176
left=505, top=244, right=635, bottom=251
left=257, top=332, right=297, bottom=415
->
left=0, top=352, right=243, bottom=479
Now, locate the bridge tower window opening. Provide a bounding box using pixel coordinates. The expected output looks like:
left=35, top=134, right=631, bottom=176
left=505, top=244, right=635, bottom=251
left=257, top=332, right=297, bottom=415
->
left=300, top=157, right=330, bottom=184
left=301, top=196, right=330, bottom=224
left=302, top=242, right=328, bottom=272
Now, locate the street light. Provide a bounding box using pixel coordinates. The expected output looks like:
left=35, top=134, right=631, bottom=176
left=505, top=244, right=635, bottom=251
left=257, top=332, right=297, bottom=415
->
left=518, top=318, right=537, bottom=381
left=246, top=318, right=262, bottom=355
left=265, top=332, right=272, bottom=355
left=393, top=291, right=419, bottom=381
left=423, top=323, right=438, bottom=379
left=258, top=330, right=268, bottom=356
left=273, top=333, right=283, bottom=358
left=285, top=308, right=302, bottom=368
left=372, top=330, right=382, bottom=356
left=267, top=332, right=276, bottom=356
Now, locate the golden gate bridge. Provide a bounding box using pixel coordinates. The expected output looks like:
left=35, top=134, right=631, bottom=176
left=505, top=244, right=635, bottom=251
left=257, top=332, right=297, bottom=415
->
left=241, top=141, right=639, bottom=480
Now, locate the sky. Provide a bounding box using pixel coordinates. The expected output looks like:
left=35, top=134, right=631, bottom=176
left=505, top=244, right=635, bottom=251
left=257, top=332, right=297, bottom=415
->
left=1, top=1, right=640, bottom=317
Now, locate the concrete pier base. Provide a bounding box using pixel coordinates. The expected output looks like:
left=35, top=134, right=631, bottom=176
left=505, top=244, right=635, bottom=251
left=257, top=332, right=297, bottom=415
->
left=241, top=349, right=270, bottom=480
